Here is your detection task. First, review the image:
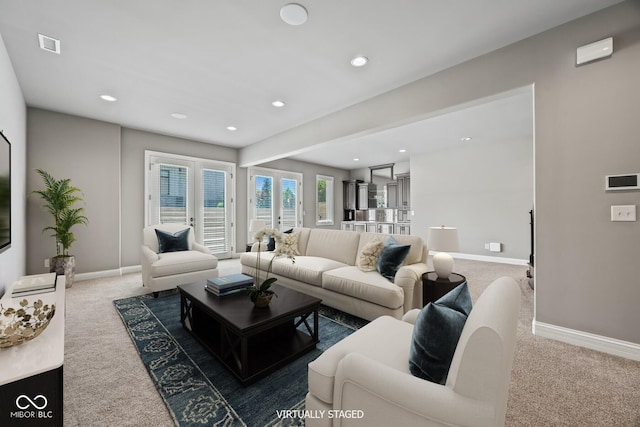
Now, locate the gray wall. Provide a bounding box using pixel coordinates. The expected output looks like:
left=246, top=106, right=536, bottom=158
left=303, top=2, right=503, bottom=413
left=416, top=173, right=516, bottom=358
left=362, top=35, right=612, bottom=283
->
left=411, top=135, right=533, bottom=260
left=24, top=110, right=348, bottom=273
left=27, top=108, right=121, bottom=274
left=120, top=128, right=241, bottom=267
left=0, top=33, right=26, bottom=293
left=256, top=158, right=351, bottom=229
left=239, top=2, right=640, bottom=344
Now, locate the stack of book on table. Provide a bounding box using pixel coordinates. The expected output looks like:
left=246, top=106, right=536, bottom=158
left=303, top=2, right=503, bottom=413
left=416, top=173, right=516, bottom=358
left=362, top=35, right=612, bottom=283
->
left=205, top=273, right=254, bottom=296
left=11, top=273, right=57, bottom=297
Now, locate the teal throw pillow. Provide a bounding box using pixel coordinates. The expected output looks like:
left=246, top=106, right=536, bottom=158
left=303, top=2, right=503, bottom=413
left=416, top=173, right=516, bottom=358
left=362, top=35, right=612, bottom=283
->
left=155, top=228, right=190, bottom=253
left=376, top=236, right=411, bottom=281
left=409, top=282, right=472, bottom=384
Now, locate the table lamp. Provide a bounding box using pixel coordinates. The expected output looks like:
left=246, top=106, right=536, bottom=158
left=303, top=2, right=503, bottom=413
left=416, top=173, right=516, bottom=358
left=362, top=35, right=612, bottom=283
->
left=249, top=219, right=266, bottom=241
left=427, top=226, right=459, bottom=279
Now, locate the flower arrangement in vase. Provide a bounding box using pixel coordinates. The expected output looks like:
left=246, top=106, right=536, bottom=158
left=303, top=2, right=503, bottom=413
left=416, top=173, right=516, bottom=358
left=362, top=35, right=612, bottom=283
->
left=247, top=227, right=296, bottom=307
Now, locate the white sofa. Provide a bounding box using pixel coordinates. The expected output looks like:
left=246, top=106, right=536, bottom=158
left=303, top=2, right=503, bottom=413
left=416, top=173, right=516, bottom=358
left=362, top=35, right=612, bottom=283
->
left=141, top=224, right=219, bottom=297
left=240, top=227, right=428, bottom=321
left=305, top=277, right=521, bottom=427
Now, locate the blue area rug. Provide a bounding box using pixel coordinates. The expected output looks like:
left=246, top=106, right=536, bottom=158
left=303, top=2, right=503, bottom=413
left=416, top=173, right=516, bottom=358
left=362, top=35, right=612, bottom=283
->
left=114, top=291, right=367, bottom=427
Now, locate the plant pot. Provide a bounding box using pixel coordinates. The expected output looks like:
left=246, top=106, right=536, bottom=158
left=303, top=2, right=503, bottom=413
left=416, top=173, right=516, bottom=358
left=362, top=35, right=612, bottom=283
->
left=49, top=255, right=75, bottom=288
left=253, top=293, right=274, bottom=308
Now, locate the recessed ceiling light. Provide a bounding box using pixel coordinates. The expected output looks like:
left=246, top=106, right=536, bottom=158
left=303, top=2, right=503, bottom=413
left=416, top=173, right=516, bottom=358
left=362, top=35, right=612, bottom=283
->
left=38, top=33, right=60, bottom=54
left=280, top=3, right=308, bottom=26
left=399, top=149, right=406, bottom=153
left=272, top=100, right=285, bottom=108
left=171, top=113, right=187, bottom=119
left=350, top=56, right=368, bottom=67
left=461, top=137, right=472, bottom=142
left=99, top=94, right=117, bottom=102
left=227, top=126, right=237, bottom=131
left=353, top=158, right=360, bottom=162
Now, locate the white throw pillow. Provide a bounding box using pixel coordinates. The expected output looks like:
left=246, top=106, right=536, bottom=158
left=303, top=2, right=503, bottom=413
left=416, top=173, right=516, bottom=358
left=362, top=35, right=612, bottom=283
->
left=356, top=238, right=384, bottom=272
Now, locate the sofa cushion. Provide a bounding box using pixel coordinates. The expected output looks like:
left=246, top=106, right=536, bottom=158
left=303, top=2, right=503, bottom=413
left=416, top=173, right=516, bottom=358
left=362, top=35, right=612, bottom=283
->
left=308, top=315, right=413, bottom=405
left=356, top=237, right=384, bottom=272
left=271, top=256, right=348, bottom=287
left=323, top=266, right=404, bottom=309
left=155, top=228, right=190, bottom=253
left=376, top=236, right=411, bottom=281
left=305, top=229, right=361, bottom=265
left=409, top=282, right=472, bottom=384
left=151, top=250, right=218, bottom=278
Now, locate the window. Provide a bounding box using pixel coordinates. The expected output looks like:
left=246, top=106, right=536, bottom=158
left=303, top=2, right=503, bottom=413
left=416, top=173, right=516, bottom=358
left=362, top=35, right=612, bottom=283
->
left=249, top=167, right=302, bottom=231
left=316, top=175, right=334, bottom=225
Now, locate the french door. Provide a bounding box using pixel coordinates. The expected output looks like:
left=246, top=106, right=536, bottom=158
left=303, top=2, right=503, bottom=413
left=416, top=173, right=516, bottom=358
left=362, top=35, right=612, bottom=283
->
left=249, top=167, right=302, bottom=231
left=145, top=151, right=235, bottom=258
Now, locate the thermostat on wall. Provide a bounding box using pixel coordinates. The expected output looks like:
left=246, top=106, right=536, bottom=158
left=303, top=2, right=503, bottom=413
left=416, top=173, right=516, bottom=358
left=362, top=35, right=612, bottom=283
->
left=605, top=173, right=640, bottom=191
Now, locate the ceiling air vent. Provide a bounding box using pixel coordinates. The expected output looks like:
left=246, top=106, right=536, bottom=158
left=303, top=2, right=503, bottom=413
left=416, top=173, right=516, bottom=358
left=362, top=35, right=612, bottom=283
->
left=38, top=33, right=61, bottom=54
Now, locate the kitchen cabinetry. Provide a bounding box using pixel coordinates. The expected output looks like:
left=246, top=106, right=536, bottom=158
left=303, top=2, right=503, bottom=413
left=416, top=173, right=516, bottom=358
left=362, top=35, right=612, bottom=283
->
left=357, top=183, right=376, bottom=210
left=396, top=173, right=411, bottom=208
left=396, top=223, right=411, bottom=235
left=386, top=181, right=398, bottom=208
left=343, top=179, right=363, bottom=220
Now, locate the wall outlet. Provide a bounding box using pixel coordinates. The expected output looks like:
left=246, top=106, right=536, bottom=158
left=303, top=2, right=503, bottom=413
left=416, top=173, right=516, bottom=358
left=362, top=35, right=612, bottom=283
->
left=44, top=258, right=50, bottom=268
left=489, top=242, right=502, bottom=252
left=484, top=243, right=490, bottom=250
left=611, top=205, right=636, bottom=222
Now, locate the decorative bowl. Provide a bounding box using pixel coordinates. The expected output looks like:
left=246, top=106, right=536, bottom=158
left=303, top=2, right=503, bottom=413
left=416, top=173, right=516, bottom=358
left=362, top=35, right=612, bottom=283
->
left=0, top=299, right=56, bottom=348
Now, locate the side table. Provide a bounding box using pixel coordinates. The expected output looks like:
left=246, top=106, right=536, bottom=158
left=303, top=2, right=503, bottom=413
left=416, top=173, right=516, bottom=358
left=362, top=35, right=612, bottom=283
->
left=422, top=271, right=466, bottom=306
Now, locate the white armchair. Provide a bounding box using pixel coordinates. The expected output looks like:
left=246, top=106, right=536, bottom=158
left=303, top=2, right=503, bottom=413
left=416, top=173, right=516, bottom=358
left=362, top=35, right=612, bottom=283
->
left=141, top=224, right=218, bottom=297
left=306, top=276, right=521, bottom=427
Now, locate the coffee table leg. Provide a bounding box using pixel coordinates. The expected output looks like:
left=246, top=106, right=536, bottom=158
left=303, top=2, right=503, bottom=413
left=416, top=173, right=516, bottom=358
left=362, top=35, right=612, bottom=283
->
left=313, top=309, right=319, bottom=342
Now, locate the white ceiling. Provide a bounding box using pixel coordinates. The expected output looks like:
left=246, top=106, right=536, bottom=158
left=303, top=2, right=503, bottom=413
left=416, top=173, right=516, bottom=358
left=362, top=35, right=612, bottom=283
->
left=0, top=0, right=622, bottom=169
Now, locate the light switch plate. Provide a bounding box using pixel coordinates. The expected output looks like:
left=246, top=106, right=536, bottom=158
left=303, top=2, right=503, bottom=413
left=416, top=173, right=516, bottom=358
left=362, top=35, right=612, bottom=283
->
left=611, top=205, right=636, bottom=222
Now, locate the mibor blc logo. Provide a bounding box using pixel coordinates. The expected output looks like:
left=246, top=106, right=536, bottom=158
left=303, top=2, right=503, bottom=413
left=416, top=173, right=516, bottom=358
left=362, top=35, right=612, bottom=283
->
left=10, top=394, right=53, bottom=420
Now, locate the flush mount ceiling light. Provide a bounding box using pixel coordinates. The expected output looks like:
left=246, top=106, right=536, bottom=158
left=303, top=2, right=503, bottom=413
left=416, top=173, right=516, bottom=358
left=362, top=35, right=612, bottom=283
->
left=353, top=158, right=360, bottom=162
left=38, top=33, right=61, bottom=54
left=461, top=137, right=472, bottom=142
left=171, top=113, right=187, bottom=119
left=350, top=55, right=368, bottom=67
left=272, top=100, right=286, bottom=108
left=280, top=3, right=308, bottom=26
left=399, top=149, right=407, bottom=153
left=99, top=94, right=117, bottom=102
left=227, top=126, right=237, bottom=131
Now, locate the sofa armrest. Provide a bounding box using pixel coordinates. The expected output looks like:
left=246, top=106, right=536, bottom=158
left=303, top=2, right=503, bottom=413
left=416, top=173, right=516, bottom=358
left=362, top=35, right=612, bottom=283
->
left=192, top=242, right=211, bottom=254
left=141, top=245, right=159, bottom=263
left=394, top=262, right=428, bottom=312
left=141, top=245, right=159, bottom=286
left=334, top=353, right=494, bottom=427
left=402, top=309, right=421, bottom=324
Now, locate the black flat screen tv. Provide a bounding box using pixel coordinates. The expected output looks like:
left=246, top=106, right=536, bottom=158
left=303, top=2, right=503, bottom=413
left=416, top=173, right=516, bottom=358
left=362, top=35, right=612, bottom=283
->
left=0, top=131, right=10, bottom=251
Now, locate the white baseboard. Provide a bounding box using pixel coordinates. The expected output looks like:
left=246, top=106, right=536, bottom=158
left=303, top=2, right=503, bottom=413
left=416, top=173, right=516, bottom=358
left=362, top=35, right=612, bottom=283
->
left=449, top=252, right=528, bottom=266
left=533, top=320, right=640, bottom=361
left=120, top=265, right=142, bottom=274
left=75, top=265, right=141, bottom=282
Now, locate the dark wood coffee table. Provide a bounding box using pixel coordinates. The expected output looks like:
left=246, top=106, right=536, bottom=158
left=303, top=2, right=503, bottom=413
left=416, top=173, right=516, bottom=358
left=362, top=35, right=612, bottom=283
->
left=178, top=282, right=322, bottom=386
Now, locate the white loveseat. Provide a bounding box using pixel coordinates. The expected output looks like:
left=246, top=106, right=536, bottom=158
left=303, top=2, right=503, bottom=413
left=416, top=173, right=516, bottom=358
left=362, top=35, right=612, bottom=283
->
left=240, top=228, right=428, bottom=321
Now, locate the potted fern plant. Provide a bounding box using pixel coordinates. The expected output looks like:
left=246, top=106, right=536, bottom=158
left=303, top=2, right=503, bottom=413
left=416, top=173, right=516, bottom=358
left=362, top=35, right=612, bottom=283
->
left=33, top=169, right=88, bottom=287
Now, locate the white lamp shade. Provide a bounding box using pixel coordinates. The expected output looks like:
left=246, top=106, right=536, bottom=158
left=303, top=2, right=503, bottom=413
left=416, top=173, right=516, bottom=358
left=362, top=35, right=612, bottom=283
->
left=428, top=226, right=459, bottom=279
left=249, top=219, right=266, bottom=233
left=427, top=227, right=459, bottom=252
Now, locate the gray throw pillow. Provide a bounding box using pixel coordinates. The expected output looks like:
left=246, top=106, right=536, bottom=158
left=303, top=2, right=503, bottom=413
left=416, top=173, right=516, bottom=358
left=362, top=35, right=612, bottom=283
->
left=155, top=228, right=190, bottom=253
left=409, top=282, right=472, bottom=384
left=376, top=236, right=411, bottom=281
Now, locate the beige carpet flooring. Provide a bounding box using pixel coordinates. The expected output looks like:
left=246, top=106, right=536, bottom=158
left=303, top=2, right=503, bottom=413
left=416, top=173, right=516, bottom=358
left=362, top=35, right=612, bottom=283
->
left=62, top=258, right=640, bottom=426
